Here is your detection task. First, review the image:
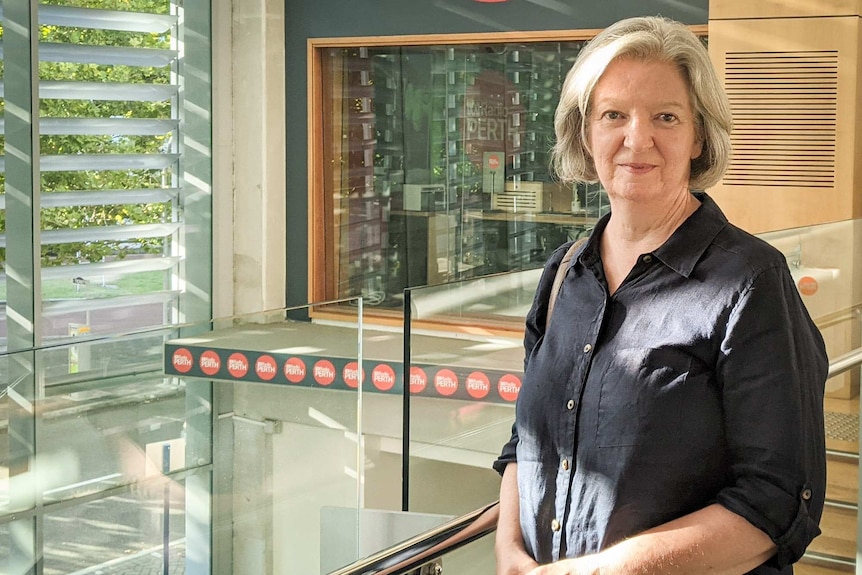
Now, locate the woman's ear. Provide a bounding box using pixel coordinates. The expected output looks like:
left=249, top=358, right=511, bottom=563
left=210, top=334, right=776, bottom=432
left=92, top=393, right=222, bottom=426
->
left=690, top=137, right=703, bottom=160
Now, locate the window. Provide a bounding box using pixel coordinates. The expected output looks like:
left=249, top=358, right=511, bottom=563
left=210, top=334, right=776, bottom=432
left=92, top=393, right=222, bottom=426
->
left=0, top=0, right=212, bottom=350
left=311, top=35, right=609, bottom=325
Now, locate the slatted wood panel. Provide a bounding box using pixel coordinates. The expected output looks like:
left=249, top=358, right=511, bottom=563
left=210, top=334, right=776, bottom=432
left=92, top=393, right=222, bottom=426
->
left=723, top=51, right=838, bottom=188
left=706, top=14, right=860, bottom=233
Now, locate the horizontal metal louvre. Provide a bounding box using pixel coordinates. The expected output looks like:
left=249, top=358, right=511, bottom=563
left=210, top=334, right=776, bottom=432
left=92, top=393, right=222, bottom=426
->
left=0, top=223, right=180, bottom=248
left=0, top=81, right=178, bottom=102
left=0, top=118, right=178, bottom=136
left=0, top=189, right=178, bottom=209
left=0, top=4, right=176, bottom=32
left=723, top=51, right=837, bottom=188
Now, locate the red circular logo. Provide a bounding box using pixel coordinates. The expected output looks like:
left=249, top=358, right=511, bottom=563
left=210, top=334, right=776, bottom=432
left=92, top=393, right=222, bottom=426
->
left=343, top=361, right=364, bottom=389
left=199, top=350, right=221, bottom=376
left=227, top=352, right=249, bottom=378
left=465, top=371, right=491, bottom=399
left=313, top=359, right=336, bottom=386
left=409, top=366, right=427, bottom=394
left=172, top=348, right=193, bottom=373
left=284, top=357, right=306, bottom=383
left=434, top=369, right=459, bottom=396
left=798, top=275, right=818, bottom=296
left=255, top=355, right=278, bottom=381
left=488, top=154, right=500, bottom=170
left=498, top=374, right=521, bottom=402
left=371, top=364, right=396, bottom=391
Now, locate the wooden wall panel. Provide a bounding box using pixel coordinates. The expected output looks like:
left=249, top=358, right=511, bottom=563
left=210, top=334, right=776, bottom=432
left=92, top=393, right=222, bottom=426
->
left=707, top=15, right=861, bottom=233
left=710, top=0, right=862, bottom=20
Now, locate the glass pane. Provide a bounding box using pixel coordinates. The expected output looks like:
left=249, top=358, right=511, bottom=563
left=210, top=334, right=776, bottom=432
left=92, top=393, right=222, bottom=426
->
left=37, top=0, right=178, bottom=339
left=0, top=349, right=37, bottom=518
left=321, top=42, right=607, bottom=312
left=0, top=9, right=5, bottom=349
left=43, top=480, right=187, bottom=575
left=756, top=219, right=862, bottom=565
left=404, top=279, right=525, bottom=515
left=163, top=300, right=367, bottom=574
left=36, top=332, right=188, bottom=504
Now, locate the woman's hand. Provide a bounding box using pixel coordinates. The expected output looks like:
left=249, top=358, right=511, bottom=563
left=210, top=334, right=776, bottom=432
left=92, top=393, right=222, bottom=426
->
left=496, top=546, right=539, bottom=575
left=524, top=555, right=598, bottom=575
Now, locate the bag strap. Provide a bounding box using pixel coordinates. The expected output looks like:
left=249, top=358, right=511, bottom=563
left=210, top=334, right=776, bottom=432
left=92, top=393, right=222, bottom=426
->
left=546, top=236, right=589, bottom=331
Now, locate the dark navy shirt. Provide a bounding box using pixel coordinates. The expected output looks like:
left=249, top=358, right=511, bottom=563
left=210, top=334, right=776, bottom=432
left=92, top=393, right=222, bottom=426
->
left=493, top=193, right=827, bottom=573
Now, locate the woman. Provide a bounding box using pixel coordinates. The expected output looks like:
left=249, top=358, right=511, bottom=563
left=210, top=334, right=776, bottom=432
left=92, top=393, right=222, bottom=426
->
left=493, top=16, right=827, bottom=575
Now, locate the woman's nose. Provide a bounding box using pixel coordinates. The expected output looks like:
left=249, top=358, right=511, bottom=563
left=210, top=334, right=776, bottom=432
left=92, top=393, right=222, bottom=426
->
left=624, top=117, right=654, bottom=151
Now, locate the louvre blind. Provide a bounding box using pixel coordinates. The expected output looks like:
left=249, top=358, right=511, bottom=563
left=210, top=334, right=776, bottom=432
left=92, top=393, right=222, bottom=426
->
left=0, top=1, right=184, bottom=337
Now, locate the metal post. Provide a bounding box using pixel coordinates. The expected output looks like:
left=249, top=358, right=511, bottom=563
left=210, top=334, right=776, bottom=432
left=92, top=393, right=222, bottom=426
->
left=163, top=443, right=171, bottom=575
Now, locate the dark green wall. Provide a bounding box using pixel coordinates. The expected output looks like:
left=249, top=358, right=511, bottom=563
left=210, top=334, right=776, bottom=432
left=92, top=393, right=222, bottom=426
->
left=284, top=0, right=710, bottom=307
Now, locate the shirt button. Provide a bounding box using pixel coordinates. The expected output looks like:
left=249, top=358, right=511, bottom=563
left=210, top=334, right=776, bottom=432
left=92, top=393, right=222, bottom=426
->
left=643, top=254, right=653, bottom=264
left=566, top=399, right=575, bottom=410
left=583, top=343, right=592, bottom=353
left=562, top=458, right=570, bottom=471
left=551, top=519, right=561, bottom=532
left=802, top=488, right=813, bottom=500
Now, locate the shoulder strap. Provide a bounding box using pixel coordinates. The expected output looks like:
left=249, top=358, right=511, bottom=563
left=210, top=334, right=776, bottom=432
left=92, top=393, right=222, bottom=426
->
left=546, top=236, right=589, bottom=331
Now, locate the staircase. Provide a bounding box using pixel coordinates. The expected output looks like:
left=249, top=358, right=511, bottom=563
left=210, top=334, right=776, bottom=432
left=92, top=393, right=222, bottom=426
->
left=797, top=397, right=858, bottom=573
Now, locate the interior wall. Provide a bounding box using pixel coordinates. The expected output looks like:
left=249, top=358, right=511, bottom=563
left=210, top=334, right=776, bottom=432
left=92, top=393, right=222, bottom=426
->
left=212, top=0, right=287, bottom=319
left=283, top=0, right=710, bottom=308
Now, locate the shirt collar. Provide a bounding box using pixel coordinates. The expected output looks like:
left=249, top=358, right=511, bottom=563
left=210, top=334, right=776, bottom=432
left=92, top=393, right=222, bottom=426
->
left=656, top=192, right=727, bottom=278
left=573, top=191, right=728, bottom=279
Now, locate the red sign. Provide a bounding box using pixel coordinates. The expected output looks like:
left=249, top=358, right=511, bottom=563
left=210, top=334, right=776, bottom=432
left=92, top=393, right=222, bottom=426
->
left=199, top=350, right=221, bottom=376
left=798, top=276, right=818, bottom=296
left=255, top=355, right=278, bottom=381
left=227, top=352, right=249, bottom=378
left=410, top=366, right=428, bottom=394
left=284, top=357, right=307, bottom=383
left=434, top=369, right=459, bottom=397
left=343, top=361, right=364, bottom=389
left=172, top=348, right=194, bottom=373
left=371, top=363, right=396, bottom=391
left=498, top=374, right=521, bottom=402
left=313, top=360, right=336, bottom=386
left=466, top=371, right=491, bottom=399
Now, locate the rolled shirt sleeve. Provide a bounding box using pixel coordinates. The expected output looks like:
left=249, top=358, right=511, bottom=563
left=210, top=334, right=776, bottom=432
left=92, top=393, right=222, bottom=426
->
left=715, top=264, right=827, bottom=567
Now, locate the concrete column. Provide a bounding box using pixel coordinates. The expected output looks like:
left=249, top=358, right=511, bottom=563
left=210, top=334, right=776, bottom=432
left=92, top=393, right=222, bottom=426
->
left=213, top=0, right=287, bottom=318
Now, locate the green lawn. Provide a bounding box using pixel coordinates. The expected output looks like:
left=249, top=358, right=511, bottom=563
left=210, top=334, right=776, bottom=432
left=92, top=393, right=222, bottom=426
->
left=0, top=270, right=166, bottom=300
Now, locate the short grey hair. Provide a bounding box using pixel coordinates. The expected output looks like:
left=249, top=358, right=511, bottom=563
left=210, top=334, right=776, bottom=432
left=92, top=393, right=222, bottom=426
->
left=550, top=16, right=733, bottom=191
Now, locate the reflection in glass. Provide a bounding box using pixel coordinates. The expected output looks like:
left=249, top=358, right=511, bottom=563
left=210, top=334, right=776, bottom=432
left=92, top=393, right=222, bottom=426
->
left=322, top=42, right=610, bottom=309
left=43, top=482, right=187, bottom=575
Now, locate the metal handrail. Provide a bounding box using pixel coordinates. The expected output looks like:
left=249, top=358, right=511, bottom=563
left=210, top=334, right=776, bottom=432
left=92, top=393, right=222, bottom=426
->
left=327, top=500, right=500, bottom=575
left=827, top=347, right=862, bottom=379
left=329, top=346, right=862, bottom=575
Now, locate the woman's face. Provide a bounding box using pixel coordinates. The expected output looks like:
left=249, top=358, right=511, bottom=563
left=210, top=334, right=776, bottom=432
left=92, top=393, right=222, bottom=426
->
left=587, top=57, right=703, bottom=206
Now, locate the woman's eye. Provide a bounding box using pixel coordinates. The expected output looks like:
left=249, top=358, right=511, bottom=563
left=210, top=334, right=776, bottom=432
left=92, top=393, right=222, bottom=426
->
left=603, top=111, right=621, bottom=120
left=658, top=113, right=678, bottom=123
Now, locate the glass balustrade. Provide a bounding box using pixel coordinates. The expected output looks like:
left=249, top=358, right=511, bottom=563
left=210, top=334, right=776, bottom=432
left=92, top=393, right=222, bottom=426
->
left=2, top=258, right=862, bottom=575
left=0, top=299, right=366, bottom=575
left=401, top=270, right=540, bottom=575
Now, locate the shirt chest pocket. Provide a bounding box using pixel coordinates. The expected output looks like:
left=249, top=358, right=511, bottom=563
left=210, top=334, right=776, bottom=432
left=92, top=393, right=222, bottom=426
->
left=595, top=347, right=693, bottom=448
